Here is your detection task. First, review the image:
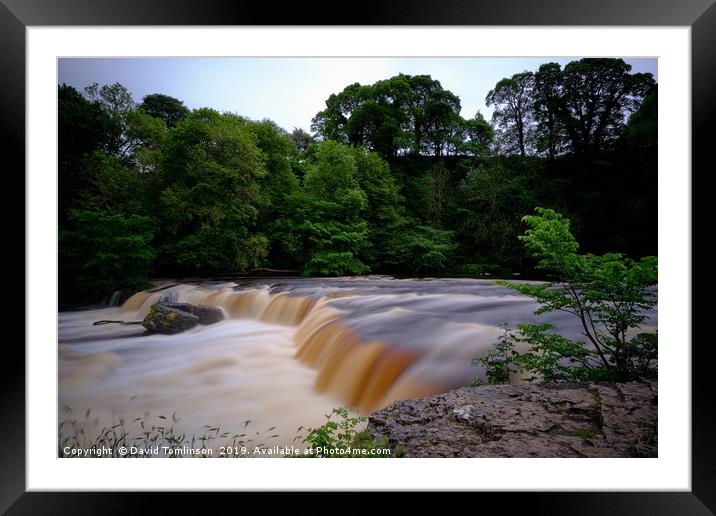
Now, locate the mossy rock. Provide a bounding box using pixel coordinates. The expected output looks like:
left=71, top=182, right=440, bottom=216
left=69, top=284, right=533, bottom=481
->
left=143, top=303, right=200, bottom=334
left=162, top=302, right=224, bottom=325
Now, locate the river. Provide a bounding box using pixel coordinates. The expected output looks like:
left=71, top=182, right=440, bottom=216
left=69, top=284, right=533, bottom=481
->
left=58, top=276, right=657, bottom=455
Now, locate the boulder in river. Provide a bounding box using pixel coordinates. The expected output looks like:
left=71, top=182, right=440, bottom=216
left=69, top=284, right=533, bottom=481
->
left=367, top=380, right=657, bottom=458
left=162, top=302, right=225, bottom=325
left=142, top=302, right=225, bottom=335
left=143, top=303, right=199, bottom=334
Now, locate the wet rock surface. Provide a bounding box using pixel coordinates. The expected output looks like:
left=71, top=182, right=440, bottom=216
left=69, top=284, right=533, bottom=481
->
left=143, top=303, right=200, bottom=334
left=142, top=302, right=224, bottom=334
left=161, top=302, right=225, bottom=325
left=368, top=380, right=657, bottom=457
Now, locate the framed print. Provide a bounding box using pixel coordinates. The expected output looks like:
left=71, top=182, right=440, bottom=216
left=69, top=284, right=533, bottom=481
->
left=5, top=0, right=712, bottom=512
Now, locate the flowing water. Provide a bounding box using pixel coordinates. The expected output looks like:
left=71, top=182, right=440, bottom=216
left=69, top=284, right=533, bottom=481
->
left=58, top=276, right=657, bottom=455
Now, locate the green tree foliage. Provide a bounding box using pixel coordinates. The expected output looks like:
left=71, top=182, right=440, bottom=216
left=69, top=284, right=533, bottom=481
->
left=312, top=74, right=464, bottom=158
left=532, top=63, right=566, bottom=159
left=139, top=93, right=190, bottom=128
left=460, top=112, right=494, bottom=157
left=289, top=127, right=315, bottom=154
left=74, top=152, right=150, bottom=216
left=58, top=84, right=113, bottom=222
left=288, top=141, right=370, bottom=276
left=486, top=72, right=534, bottom=157
left=350, top=146, right=406, bottom=269
left=59, top=210, right=156, bottom=307
left=455, top=160, right=542, bottom=270
left=292, top=407, right=398, bottom=458
left=622, top=85, right=658, bottom=149
left=247, top=120, right=301, bottom=268
left=59, top=84, right=163, bottom=305
left=418, top=160, right=452, bottom=227
left=473, top=323, right=597, bottom=384
left=485, top=59, right=654, bottom=158
left=83, top=82, right=137, bottom=157
left=57, top=60, right=656, bottom=306
left=560, top=59, right=655, bottom=155
left=155, top=109, right=268, bottom=272
left=487, top=208, right=658, bottom=382
left=84, top=82, right=167, bottom=164
left=470, top=324, right=518, bottom=385
left=421, top=87, right=462, bottom=156
left=385, top=225, right=458, bottom=274
left=347, top=151, right=459, bottom=275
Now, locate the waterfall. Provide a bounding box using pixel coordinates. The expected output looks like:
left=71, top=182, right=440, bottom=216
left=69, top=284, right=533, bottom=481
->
left=116, top=283, right=444, bottom=412
left=60, top=277, right=658, bottom=452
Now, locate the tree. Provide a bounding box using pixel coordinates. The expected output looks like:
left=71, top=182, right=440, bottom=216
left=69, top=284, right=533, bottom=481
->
left=347, top=98, right=401, bottom=158
left=312, top=74, right=464, bottom=158
left=56, top=61, right=658, bottom=304
left=350, top=146, right=406, bottom=269
left=139, top=93, right=190, bottom=128
left=384, top=225, right=457, bottom=274
left=83, top=82, right=136, bottom=156
left=59, top=83, right=163, bottom=307
left=73, top=151, right=151, bottom=216
left=622, top=85, right=658, bottom=149
left=59, top=83, right=160, bottom=221
left=155, top=109, right=268, bottom=272
left=289, top=127, right=315, bottom=154
left=456, top=161, right=540, bottom=269
left=559, top=59, right=655, bottom=155
left=421, top=88, right=462, bottom=156
left=487, top=208, right=658, bottom=382
left=247, top=119, right=300, bottom=268
left=459, top=112, right=494, bottom=157
left=532, top=63, right=566, bottom=159
left=486, top=72, right=534, bottom=157
left=405, top=74, right=454, bottom=155
left=59, top=210, right=156, bottom=306
left=84, top=82, right=166, bottom=162
left=288, top=141, right=370, bottom=276
left=58, top=84, right=113, bottom=222
left=419, top=160, right=452, bottom=227
left=311, top=82, right=364, bottom=144
left=345, top=76, right=413, bottom=158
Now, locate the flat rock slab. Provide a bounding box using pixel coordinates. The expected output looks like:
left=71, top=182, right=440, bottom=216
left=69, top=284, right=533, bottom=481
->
left=368, top=380, right=657, bottom=458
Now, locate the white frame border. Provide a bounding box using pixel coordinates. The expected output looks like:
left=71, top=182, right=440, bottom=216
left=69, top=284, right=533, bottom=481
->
left=27, top=26, right=690, bottom=491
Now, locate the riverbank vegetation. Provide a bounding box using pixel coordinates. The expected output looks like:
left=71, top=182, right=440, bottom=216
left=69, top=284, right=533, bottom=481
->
left=58, top=58, right=656, bottom=307
left=59, top=405, right=399, bottom=458
left=473, top=208, right=657, bottom=384
left=291, top=407, right=400, bottom=458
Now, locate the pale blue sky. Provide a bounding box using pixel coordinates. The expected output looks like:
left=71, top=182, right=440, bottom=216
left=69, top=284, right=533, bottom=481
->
left=58, top=57, right=657, bottom=133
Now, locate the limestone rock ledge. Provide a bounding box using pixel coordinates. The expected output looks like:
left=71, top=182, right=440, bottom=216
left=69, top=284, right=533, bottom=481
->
left=367, top=380, right=657, bottom=458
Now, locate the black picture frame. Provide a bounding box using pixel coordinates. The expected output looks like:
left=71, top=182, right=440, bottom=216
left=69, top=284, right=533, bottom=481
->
left=5, top=0, right=710, bottom=512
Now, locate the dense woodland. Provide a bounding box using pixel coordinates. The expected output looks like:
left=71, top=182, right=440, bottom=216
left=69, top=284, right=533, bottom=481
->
left=58, top=58, right=657, bottom=307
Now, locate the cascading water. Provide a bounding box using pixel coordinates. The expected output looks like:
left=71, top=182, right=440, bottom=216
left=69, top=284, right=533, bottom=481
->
left=59, top=277, right=658, bottom=455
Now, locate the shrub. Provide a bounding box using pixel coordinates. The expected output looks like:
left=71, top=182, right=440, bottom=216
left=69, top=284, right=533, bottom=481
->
left=302, top=251, right=370, bottom=277
left=474, top=208, right=657, bottom=384
left=454, top=262, right=500, bottom=276
left=291, top=407, right=399, bottom=458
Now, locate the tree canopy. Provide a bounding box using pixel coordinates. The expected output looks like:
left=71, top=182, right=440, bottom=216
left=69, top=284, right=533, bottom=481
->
left=311, top=74, right=474, bottom=159
left=57, top=57, right=656, bottom=307
left=139, top=93, right=190, bottom=128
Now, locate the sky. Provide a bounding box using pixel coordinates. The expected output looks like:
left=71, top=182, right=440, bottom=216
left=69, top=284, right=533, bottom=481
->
left=58, top=57, right=658, bottom=133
